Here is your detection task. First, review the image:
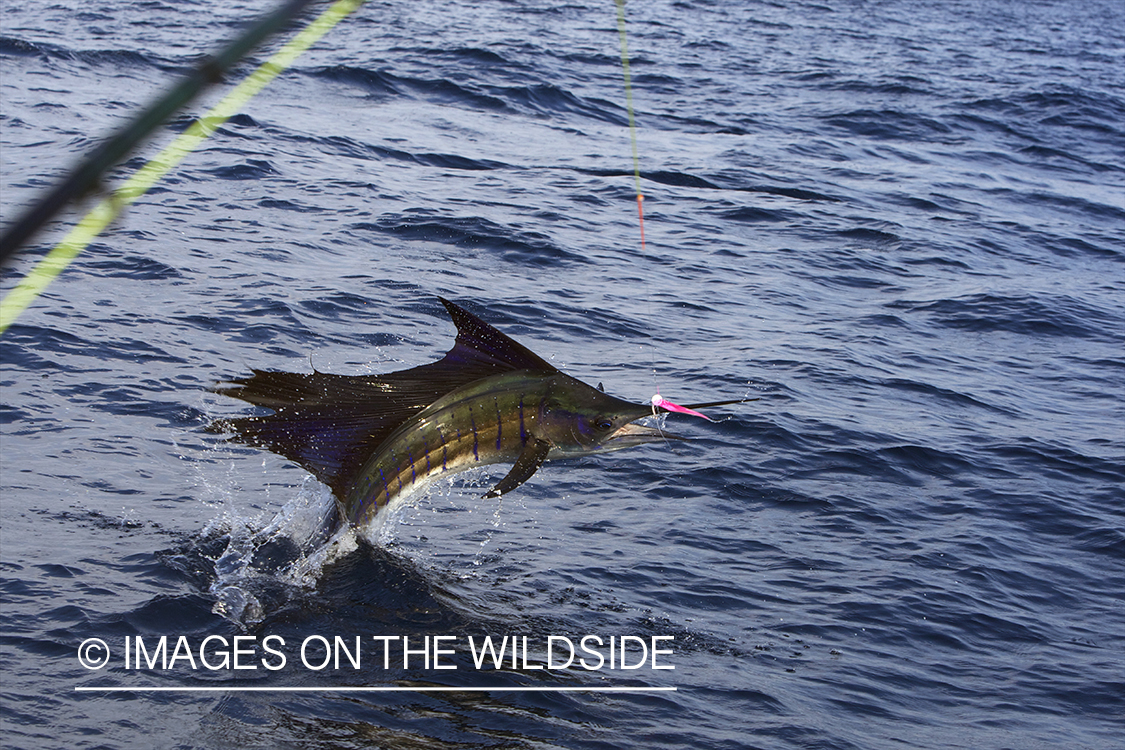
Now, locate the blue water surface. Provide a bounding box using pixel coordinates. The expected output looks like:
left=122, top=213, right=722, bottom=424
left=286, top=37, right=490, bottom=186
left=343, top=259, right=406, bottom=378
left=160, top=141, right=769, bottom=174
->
left=1, top=1, right=1122, bottom=749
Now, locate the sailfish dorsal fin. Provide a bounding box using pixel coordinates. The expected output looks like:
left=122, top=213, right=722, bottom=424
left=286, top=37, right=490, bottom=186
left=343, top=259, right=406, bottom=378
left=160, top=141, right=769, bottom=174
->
left=436, top=296, right=556, bottom=376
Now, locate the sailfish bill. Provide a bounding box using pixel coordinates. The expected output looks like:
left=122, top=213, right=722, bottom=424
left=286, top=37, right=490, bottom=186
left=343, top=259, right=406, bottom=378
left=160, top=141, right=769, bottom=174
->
left=209, top=298, right=738, bottom=531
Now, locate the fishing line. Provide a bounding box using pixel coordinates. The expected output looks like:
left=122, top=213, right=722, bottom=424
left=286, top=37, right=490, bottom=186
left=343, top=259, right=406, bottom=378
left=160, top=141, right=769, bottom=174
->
left=614, top=0, right=646, bottom=251
left=0, top=0, right=365, bottom=336
left=614, top=0, right=663, bottom=420
left=614, top=2, right=742, bottom=426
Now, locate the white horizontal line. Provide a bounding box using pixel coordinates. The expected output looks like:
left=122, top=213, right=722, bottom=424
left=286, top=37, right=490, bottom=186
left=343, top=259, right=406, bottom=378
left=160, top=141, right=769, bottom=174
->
left=75, top=685, right=677, bottom=693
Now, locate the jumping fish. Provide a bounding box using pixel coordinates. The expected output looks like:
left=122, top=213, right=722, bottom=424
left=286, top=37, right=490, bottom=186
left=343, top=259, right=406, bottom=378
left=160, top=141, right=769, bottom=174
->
left=210, top=298, right=737, bottom=530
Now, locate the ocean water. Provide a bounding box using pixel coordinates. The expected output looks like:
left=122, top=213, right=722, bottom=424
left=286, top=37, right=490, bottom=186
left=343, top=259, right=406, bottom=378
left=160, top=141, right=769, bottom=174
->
left=1, top=1, right=1123, bottom=748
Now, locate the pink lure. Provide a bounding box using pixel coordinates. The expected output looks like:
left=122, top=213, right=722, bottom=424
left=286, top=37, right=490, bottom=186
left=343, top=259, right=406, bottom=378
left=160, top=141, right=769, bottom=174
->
left=651, top=392, right=714, bottom=422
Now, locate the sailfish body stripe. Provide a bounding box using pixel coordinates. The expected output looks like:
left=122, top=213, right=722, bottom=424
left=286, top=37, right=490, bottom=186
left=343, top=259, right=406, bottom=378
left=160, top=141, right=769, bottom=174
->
left=470, top=405, right=479, bottom=461
left=495, top=397, right=503, bottom=450
left=518, top=396, right=527, bottom=444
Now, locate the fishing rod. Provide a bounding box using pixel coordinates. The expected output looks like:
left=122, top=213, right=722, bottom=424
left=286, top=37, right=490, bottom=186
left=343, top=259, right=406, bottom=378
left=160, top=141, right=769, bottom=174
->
left=0, top=0, right=319, bottom=264
left=0, top=0, right=365, bottom=334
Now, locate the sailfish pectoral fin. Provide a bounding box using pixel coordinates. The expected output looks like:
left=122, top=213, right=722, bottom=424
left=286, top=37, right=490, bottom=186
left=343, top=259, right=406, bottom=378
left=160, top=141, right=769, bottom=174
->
left=483, top=438, right=552, bottom=499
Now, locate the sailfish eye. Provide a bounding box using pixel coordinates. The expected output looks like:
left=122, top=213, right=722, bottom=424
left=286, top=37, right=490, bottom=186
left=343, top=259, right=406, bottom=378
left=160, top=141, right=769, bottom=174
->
left=595, top=418, right=614, bottom=431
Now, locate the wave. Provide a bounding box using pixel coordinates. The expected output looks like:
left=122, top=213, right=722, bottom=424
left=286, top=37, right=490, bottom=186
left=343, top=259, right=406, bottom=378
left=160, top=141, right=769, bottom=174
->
left=887, top=292, right=1123, bottom=342
left=311, top=65, right=627, bottom=127
left=0, top=34, right=192, bottom=73
left=577, top=168, right=840, bottom=202
left=352, top=212, right=587, bottom=265
left=823, top=108, right=957, bottom=141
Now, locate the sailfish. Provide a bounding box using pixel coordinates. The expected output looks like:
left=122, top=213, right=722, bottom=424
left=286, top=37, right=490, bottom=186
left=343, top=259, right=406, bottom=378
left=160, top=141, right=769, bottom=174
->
left=210, top=298, right=737, bottom=532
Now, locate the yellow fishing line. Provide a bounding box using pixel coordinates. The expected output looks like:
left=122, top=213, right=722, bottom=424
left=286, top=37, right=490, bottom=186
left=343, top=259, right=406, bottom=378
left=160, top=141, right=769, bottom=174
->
left=615, top=0, right=642, bottom=195
left=0, top=0, right=364, bottom=335
left=614, top=0, right=645, bottom=249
